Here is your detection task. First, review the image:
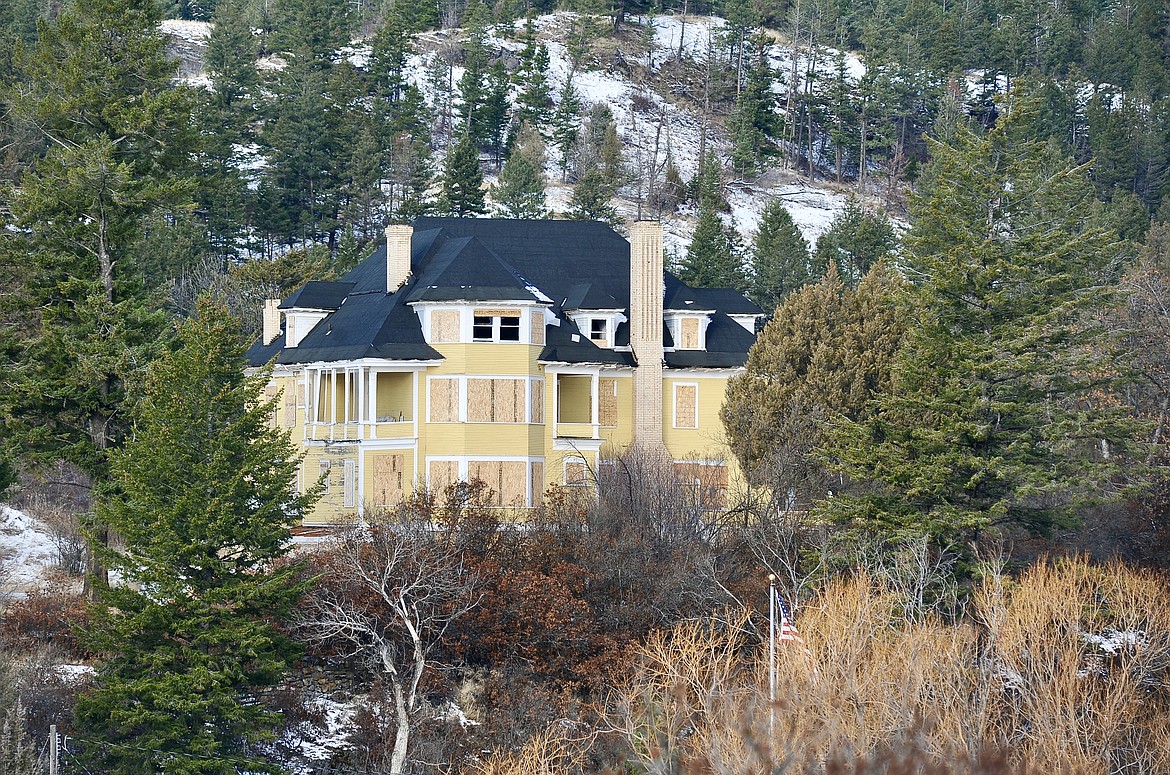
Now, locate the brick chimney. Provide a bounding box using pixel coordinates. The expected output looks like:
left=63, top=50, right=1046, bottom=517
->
left=386, top=224, right=413, bottom=293
left=629, top=221, right=665, bottom=451
left=262, top=299, right=281, bottom=345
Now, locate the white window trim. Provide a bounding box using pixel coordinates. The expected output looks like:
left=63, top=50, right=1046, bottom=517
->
left=471, top=313, right=523, bottom=343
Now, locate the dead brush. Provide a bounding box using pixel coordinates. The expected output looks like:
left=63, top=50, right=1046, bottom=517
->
left=465, top=724, right=590, bottom=775
left=598, top=557, right=1170, bottom=775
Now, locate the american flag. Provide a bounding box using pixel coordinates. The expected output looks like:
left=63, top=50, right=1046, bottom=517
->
left=776, top=594, right=812, bottom=655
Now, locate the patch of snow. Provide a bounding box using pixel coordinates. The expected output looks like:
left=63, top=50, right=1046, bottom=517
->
left=54, top=664, right=96, bottom=682
left=159, top=19, right=212, bottom=43
left=1082, top=629, right=1145, bottom=654
left=257, top=54, right=288, bottom=72
left=0, top=506, right=59, bottom=594
left=282, top=695, right=359, bottom=763
left=436, top=700, right=480, bottom=728
left=643, top=14, right=726, bottom=63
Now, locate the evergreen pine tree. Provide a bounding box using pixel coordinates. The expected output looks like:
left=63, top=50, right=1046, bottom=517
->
left=567, top=165, right=620, bottom=225
left=0, top=0, right=196, bottom=483
left=439, top=132, right=486, bottom=217
left=514, top=16, right=552, bottom=129
left=815, top=199, right=898, bottom=287
left=817, top=100, right=1143, bottom=545
left=751, top=198, right=817, bottom=311
left=492, top=123, right=547, bottom=218
left=551, top=74, right=581, bottom=181
left=75, top=299, right=317, bottom=774
left=679, top=204, right=746, bottom=290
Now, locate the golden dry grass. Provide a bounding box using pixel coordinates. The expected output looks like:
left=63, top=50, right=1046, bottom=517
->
left=587, top=556, right=1170, bottom=775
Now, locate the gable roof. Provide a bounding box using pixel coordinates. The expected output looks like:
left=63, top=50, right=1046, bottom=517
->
left=246, top=218, right=758, bottom=369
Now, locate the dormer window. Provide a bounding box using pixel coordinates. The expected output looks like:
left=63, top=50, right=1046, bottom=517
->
left=473, top=309, right=521, bottom=342
left=589, top=318, right=608, bottom=345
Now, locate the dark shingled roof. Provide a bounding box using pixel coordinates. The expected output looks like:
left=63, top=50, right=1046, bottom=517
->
left=247, top=218, right=757, bottom=369
left=281, top=281, right=355, bottom=310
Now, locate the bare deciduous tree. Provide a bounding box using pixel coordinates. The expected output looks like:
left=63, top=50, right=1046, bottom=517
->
left=296, top=500, right=478, bottom=775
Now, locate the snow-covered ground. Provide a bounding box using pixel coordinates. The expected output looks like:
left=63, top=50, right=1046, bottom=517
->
left=0, top=505, right=59, bottom=596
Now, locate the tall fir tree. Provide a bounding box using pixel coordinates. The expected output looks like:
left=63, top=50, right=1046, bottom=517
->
left=815, top=199, right=898, bottom=287
left=567, top=165, right=621, bottom=225
left=439, top=132, right=487, bottom=217
left=492, top=123, right=547, bottom=218
left=750, top=198, right=817, bottom=311
left=551, top=74, right=581, bottom=181
left=679, top=204, right=746, bottom=291
left=0, top=0, right=196, bottom=483
left=75, top=299, right=317, bottom=774
left=514, top=16, right=552, bottom=129
left=817, top=100, right=1143, bottom=545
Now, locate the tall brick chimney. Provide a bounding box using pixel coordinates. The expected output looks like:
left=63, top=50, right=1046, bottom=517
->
left=262, top=299, right=281, bottom=345
left=385, top=224, right=413, bottom=293
left=629, top=221, right=665, bottom=451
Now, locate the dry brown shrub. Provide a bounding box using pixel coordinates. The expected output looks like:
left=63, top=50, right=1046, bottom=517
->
left=465, top=724, right=589, bottom=775
left=604, top=557, right=1170, bottom=775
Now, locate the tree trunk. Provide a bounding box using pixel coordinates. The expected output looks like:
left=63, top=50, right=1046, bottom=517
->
left=389, top=678, right=410, bottom=775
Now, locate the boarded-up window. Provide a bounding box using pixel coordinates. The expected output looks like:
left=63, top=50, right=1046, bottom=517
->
left=474, top=307, right=521, bottom=318
left=467, top=460, right=528, bottom=507
left=343, top=459, right=356, bottom=508
left=680, top=317, right=700, bottom=349
left=674, top=384, right=698, bottom=428
left=296, top=380, right=306, bottom=408
left=428, top=460, right=459, bottom=493
left=565, top=459, right=589, bottom=487
left=673, top=462, right=728, bottom=509
left=283, top=385, right=296, bottom=427
left=530, top=312, right=545, bottom=344
left=531, top=379, right=544, bottom=423
left=430, top=310, right=460, bottom=343
left=467, top=379, right=524, bottom=423
left=318, top=459, right=331, bottom=493
left=372, top=453, right=405, bottom=506
left=599, top=378, right=618, bottom=426
left=429, top=378, right=459, bottom=423
left=502, top=461, right=527, bottom=506
left=264, top=386, right=279, bottom=428
left=530, top=461, right=544, bottom=506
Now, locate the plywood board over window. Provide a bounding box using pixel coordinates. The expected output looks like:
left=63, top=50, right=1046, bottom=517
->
left=530, top=461, right=544, bottom=505
left=466, top=379, right=493, bottom=423
left=530, top=312, right=545, bottom=345
left=429, top=378, right=459, bottom=423
left=565, top=460, right=589, bottom=487
left=474, top=307, right=521, bottom=318
left=470, top=460, right=528, bottom=507
left=468, top=379, right=525, bottom=423
left=372, top=453, right=405, bottom=507
left=283, top=386, right=296, bottom=427
left=430, top=310, right=460, bottom=343
left=264, top=385, right=279, bottom=427
left=674, top=383, right=698, bottom=429
left=428, top=460, right=459, bottom=494
left=531, top=380, right=544, bottom=424
left=680, top=317, right=700, bottom=349
left=599, top=378, right=618, bottom=426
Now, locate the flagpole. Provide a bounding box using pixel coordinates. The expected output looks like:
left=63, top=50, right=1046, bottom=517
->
left=768, top=573, right=776, bottom=746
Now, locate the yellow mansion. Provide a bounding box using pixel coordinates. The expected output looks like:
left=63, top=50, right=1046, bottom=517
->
left=246, top=218, right=762, bottom=524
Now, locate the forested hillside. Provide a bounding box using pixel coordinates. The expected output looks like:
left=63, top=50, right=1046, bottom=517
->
left=2, top=0, right=1170, bottom=773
